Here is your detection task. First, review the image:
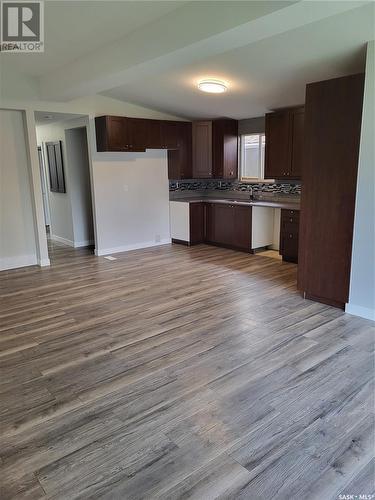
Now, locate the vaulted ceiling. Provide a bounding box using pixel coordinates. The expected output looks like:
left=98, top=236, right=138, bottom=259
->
left=1, top=1, right=373, bottom=119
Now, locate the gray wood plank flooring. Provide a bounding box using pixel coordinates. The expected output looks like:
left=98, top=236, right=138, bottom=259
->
left=0, top=241, right=374, bottom=499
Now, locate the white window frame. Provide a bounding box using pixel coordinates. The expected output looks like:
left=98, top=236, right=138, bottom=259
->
left=240, top=133, right=272, bottom=182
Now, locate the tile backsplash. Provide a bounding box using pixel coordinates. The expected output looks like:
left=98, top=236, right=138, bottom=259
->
left=169, top=179, right=301, bottom=195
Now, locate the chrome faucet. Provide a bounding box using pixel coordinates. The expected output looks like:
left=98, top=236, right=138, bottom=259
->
left=248, top=186, right=254, bottom=200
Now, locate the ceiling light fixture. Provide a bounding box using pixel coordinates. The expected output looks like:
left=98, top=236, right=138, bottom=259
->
left=198, top=79, right=227, bottom=94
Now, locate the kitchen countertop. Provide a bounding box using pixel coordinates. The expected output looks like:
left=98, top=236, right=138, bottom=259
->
left=170, top=197, right=300, bottom=211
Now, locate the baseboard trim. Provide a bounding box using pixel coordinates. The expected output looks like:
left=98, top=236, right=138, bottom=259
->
left=38, top=258, right=50, bottom=267
left=95, top=239, right=171, bottom=256
left=51, top=234, right=74, bottom=247
left=172, top=238, right=189, bottom=246
left=304, top=292, right=345, bottom=310
left=345, top=303, right=375, bottom=321
left=74, top=240, right=94, bottom=248
left=0, top=254, right=38, bottom=271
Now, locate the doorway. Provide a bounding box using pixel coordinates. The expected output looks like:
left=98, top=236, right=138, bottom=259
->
left=35, top=112, right=95, bottom=258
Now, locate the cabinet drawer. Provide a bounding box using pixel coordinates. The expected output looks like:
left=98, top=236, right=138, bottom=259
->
left=281, top=232, right=299, bottom=263
left=281, top=209, right=299, bottom=223
left=281, top=222, right=299, bottom=235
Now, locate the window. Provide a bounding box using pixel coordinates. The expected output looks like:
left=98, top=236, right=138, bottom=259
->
left=240, top=133, right=266, bottom=181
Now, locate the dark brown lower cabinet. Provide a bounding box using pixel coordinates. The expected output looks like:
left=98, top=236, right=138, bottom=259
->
left=206, top=203, right=251, bottom=252
left=280, top=209, right=299, bottom=263
left=189, top=203, right=205, bottom=244
left=298, top=73, right=365, bottom=309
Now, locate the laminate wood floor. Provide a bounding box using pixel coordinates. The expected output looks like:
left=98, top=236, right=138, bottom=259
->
left=0, top=241, right=374, bottom=500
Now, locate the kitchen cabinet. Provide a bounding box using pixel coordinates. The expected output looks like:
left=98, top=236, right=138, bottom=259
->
left=189, top=202, right=205, bottom=244
left=167, top=122, right=192, bottom=179
left=280, top=209, right=299, bottom=263
left=95, top=115, right=191, bottom=151
left=212, top=119, right=238, bottom=179
left=161, top=120, right=180, bottom=149
left=170, top=201, right=204, bottom=245
left=126, top=118, right=152, bottom=151
left=290, top=107, right=304, bottom=178
left=192, top=121, right=213, bottom=178
left=206, top=203, right=251, bottom=251
left=206, top=203, right=233, bottom=246
left=192, top=119, right=238, bottom=179
left=95, top=116, right=136, bottom=152
left=95, top=115, right=192, bottom=179
left=233, top=205, right=253, bottom=251
left=298, top=73, right=364, bottom=308
left=264, top=107, right=304, bottom=180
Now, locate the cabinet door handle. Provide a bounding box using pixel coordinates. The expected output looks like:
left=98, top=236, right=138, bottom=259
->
left=289, top=234, right=293, bottom=238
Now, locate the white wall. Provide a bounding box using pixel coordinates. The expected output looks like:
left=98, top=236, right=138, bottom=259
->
left=93, top=151, right=170, bottom=255
left=65, top=127, right=94, bottom=246
left=347, top=41, right=375, bottom=321
left=0, top=95, right=183, bottom=267
left=0, top=110, right=37, bottom=270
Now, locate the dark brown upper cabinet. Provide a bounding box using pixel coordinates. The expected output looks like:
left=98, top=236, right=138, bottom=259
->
left=192, top=119, right=238, bottom=179
left=192, top=121, right=213, bottom=178
left=95, top=116, right=143, bottom=152
left=95, top=116, right=192, bottom=179
left=290, top=107, right=304, bottom=178
left=161, top=120, right=180, bottom=150
left=95, top=116, right=191, bottom=152
left=298, top=73, right=364, bottom=309
left=212, top=119, right=239, bottom=179
left=264, top=107, right=304, bottom=180
left=167, top=122, right=192, bottom=179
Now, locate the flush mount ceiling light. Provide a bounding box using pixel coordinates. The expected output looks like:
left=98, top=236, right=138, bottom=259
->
left=198, top=79, right=227, bottom=94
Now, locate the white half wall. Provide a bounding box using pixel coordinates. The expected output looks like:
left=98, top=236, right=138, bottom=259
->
left=0, top=110, right=38, bottom=270
left=347, top=41, right=375, bottom=321
left=93, top=151, right=171, bottom=255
